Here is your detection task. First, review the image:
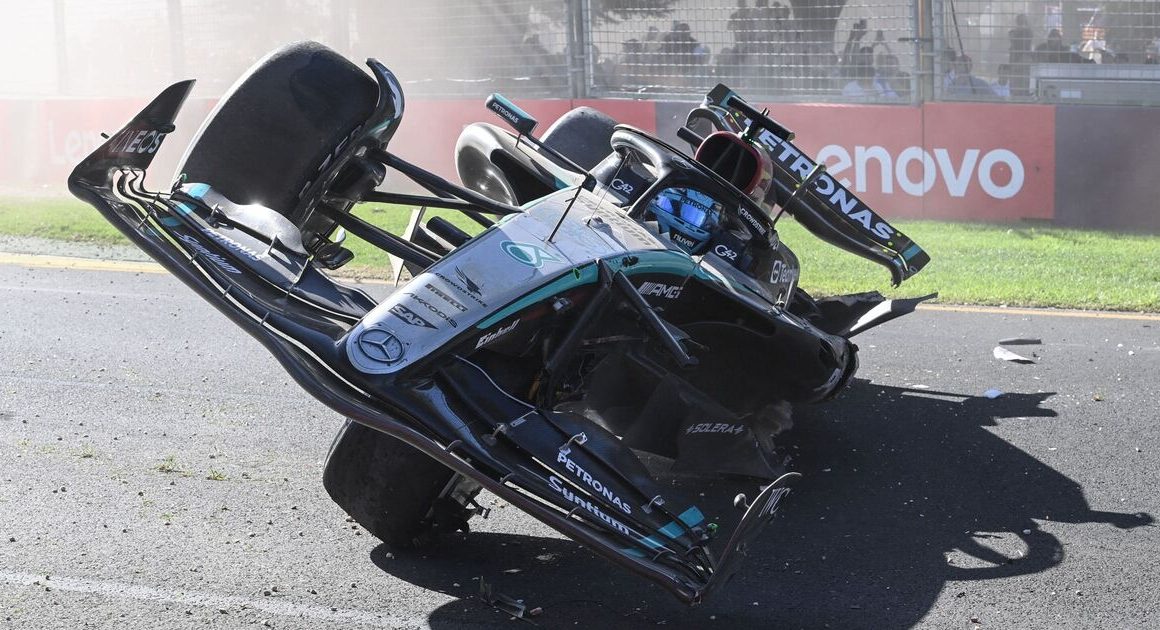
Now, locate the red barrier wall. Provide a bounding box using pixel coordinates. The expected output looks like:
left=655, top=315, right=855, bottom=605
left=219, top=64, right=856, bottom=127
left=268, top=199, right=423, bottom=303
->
left=389, top=99, right=657, bottom=179
left=0, top=96, right=216, bottom=192
left=4, top=97, right=657, bottom=191
left=3, top=94, right=1147, bottom=231
left=921, top=103, right=1054, bottom=221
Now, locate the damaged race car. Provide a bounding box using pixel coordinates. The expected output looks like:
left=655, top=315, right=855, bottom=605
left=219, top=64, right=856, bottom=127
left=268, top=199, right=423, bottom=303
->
left=68, top=42, right=932, bottom=604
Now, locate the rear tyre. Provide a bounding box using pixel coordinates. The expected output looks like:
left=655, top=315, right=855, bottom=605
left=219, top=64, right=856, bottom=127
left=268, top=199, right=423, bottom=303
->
left=322, top=419, right=479, bottom=548
left=540, top=106, right=617, bottom=171
left=175, top=41, right=377, bottom=225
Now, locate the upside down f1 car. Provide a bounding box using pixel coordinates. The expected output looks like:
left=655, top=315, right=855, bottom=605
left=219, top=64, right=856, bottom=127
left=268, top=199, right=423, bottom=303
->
left=69, top=42, right=932, bottom=604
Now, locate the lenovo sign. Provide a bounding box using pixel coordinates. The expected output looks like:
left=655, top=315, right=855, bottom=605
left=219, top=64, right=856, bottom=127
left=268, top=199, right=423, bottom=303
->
left=817, top=145, right=1025, bottom=200
left=674, top=101, right=1056, bottom=221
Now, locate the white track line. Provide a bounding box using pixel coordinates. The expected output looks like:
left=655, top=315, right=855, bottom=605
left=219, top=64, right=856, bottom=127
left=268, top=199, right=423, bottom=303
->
left=0, top=570, right=425, bottom=628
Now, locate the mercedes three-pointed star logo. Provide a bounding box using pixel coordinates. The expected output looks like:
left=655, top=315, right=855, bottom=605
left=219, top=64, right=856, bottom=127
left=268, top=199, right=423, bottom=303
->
left=355, top=328, right=405, bottom=364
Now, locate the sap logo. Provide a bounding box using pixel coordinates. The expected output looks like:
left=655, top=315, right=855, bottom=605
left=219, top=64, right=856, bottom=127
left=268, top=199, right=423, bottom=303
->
left=610, top=178, right=634, bottom=194
left=818, top=145, right=1025, bottom=200
left=475, top=319, right=519, bottom=349
left=637, top=281, right=682, bottom=299
left=389, top=304, right=436, bottom=329
left=713, top=244, right=738, bottom=261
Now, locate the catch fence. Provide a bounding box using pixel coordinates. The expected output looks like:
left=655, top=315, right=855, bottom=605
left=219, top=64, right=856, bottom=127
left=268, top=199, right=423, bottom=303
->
left=4, top=0, right=1160, bottom=105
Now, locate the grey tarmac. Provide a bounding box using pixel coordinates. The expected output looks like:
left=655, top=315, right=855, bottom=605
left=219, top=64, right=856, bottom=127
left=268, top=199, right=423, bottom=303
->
left=1, top=259, right=1158, bottom=629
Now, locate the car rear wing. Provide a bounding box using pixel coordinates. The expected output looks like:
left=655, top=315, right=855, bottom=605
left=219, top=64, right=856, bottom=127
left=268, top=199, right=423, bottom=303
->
left=688, top=84, right=930, bottom=286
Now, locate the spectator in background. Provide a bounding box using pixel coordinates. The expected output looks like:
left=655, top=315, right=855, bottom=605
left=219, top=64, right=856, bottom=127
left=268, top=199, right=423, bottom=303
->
left=993, top=63, right=1013, bottom=98
left=728, top=0, right=754, bottom=50
left=662, top=21, right=701, bottom=71
left=1008, top=14, right=1034, bottom=96
left=841, top=18, right=871, bottom=73
left=876, top=52, right=910, bottom=101
left=753, top=0, right=780, bottom=53
left=1036, top=29, right=1084, bottom=63
left=941, top=47, right=959, bottom=89
left=946, top=54, right=997, bottom=97
left=842, top=45, right=897, bottom=100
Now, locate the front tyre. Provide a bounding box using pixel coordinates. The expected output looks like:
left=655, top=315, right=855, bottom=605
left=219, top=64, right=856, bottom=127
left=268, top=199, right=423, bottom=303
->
left=322, top=419, right=480, bottom=548
left=175, top=41, right=377, bottom=231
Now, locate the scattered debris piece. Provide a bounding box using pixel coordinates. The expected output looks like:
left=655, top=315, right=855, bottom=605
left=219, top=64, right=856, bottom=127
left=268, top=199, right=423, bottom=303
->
left=993, top=346, right=1035, bottom=364
left=998, top=337, right=1041, bottom=346
left=984, top=389, right=1003, bottom=399
left=502, top=568, right=522, bottom=574
left=479, top=577, right=527, bottom=619
left=1093, top=393, right=1104, bottom=402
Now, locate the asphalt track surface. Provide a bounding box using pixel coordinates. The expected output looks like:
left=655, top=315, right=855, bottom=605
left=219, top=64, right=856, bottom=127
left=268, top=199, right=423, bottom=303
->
left=1, top=256, right=1158, bottom=629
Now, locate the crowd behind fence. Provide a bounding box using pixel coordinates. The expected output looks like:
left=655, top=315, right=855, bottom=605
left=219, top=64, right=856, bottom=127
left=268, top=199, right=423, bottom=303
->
left=3, top=0, right=1160, bottom=106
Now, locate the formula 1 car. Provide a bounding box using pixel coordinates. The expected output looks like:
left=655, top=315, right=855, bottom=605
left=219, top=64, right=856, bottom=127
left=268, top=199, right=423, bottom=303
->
left=68, top=42, right=931, bottom=604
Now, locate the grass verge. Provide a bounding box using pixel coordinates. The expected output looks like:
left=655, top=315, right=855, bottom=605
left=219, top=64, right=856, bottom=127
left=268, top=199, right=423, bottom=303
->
left=3, top=196, right=1157, bottom=311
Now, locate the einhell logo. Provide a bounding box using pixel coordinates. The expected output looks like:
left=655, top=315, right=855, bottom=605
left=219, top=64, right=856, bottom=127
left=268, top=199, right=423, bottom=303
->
left=818, top=145, right=1025, bottom=200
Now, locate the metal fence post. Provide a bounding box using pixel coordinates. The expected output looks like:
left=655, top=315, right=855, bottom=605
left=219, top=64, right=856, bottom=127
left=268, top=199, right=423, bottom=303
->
left=567, top=0, right=590, bottom=99
left=930, top=0, right=945, bottom=101
left=916, top=0, right=934, bottom=103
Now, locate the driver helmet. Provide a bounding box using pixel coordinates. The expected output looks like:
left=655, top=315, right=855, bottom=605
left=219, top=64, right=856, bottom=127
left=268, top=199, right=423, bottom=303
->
left=694, top=131, right=776, bottom=216
left=650, top=187, right=721, bottom=254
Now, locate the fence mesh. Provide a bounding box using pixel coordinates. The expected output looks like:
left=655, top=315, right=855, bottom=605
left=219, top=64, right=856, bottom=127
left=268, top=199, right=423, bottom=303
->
left=587, top=0, right=919, bottom=102
left=933, top=0, right=1160, bottom=104
left=2, top=0, right=1159, bottom=105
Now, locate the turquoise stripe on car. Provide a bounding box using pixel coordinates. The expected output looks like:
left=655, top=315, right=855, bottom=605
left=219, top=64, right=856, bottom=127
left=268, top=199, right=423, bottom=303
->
left=475, top=250, right=710, bottom=329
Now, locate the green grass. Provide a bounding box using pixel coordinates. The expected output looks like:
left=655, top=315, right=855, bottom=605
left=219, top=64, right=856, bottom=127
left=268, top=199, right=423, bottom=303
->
left=0, top=197, right=128, bottom=243
left=779, top=220, right=1160, bottom=312
left=2, top=197, right=1158, bottom=311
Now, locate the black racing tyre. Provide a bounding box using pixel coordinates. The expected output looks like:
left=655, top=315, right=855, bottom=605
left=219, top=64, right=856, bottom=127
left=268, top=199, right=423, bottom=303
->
left=540, top=106, right=617, bottom=171
left=322, top=419, right=477, bottom=548
left=175, top=41, right=377, bottom=224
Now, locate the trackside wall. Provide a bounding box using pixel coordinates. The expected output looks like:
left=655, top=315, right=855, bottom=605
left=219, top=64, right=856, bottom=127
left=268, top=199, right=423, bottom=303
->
left=2, top=97, right=1156, bottom=231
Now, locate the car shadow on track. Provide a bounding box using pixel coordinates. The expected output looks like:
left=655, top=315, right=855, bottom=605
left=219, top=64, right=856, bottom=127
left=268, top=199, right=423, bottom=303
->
left=369, top=379, right=1153, bottom=628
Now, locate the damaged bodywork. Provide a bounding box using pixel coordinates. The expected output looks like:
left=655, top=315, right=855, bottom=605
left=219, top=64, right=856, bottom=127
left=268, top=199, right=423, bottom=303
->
left=69, top=42, right=932, bottom=604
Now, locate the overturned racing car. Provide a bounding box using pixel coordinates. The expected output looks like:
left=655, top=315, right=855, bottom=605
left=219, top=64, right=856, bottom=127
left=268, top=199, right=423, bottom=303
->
left=69, top=42, right=931, bottom=604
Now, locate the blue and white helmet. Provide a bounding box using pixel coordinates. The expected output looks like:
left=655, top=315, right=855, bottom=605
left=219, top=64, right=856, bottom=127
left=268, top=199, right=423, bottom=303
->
left=650, top=187, right=722, bottom=254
